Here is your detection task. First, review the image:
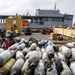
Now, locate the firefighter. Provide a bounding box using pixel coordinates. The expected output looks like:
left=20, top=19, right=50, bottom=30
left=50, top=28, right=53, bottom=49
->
left=1, top=30, right=15, bottom=49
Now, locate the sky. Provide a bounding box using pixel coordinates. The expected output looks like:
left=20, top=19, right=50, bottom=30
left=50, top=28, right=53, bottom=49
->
left=0, top=0, right=75, bottom=22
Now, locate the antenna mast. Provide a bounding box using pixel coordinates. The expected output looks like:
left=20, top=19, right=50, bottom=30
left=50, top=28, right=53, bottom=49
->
left=54, top=3, right=57, bottom=10
left=26, top=9, right=29, bottom=16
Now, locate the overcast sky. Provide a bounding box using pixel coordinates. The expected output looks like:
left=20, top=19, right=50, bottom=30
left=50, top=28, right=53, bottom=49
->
left=0, top=0, right=75, bottom=22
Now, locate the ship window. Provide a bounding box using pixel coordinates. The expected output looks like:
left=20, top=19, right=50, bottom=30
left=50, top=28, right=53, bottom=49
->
left=43, top=18, right=48, bottom=21
left=39, top=21, right=44, bottom=25
left=52, top=17, right=63, bottom=21
left=64, top=15, right=72, bottom=20
left=68, top=16, right=72, bottom=20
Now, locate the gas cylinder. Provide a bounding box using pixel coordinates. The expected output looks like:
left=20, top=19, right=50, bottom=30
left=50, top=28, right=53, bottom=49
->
left=55, top=60, right=63, bottom=74
left=25, top=51, right=33, bottom=60
left=38, top=41, right=42, bottom=48
left=27, top=47, right=31, bottom=53
left=25, top=51, right=40, bottom=60
left=28, top=41, right=33, bottom=47
left=70, top=48, right=75, bottom=62
left=28, top=37, right=38, bottom=45
left=53, top=45, right=59, bottom=52
left=41, top=48, right=46, bottom=54
left=60, top=61, right=72, bottom=75
left=42, top=52, right=49, bottom=63
left=46, top=62, right=58, bottom=75
left=70, top=61, right=75, bottom=75
left=10, top=58, right=24, bottom=75
left=17, top=42, right=25, bottom=51
left=0, top=48, right=4, bottom=53
left=46, top=45, right=54, bottom=59
left=0, top=58, right=15, bottom=75
left=47, top=41, right=54, bottom=46
left=16, top=51, right=24, bottom=59
left=14, top=37, right=21, bottom=43
left=20, top=38, right=26, bottom=44
left=28, top=54, right=40, bottom=69
left=40, top=39, right=46, bottom=46
left=10, top=50, right=17, bottom=58
left=37, top=50, right=42, bottom=59
left=8, top=43, right=19, bottom=50
left=30, top=43, right=37, bottom=50
left=71, top=48, right=75, bottom=58
left=59, top=45, right=66, bottom=51
left=36, top=46, right=41, bottom=51
left=23, top=47, right=31, bottom=56
left=59, top=46, right=72, bottom=59
left=66, top=42, right=75, bottom=48
left=21, top=59, right=32, bottom=75
left=54, top=53, right=59, bottom=62
left=0, top=50, right=13, bottom=67
left=34, top=60, right=45, bottom=75
left=22, top=48, right=28, bottom=56
left=57, top=52, right=68, bottom=63
left=42, top=40, right=54, bottom=49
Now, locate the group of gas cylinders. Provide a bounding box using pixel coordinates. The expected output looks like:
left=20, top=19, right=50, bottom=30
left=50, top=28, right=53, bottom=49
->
left=0, top=37, right=75, bottom=75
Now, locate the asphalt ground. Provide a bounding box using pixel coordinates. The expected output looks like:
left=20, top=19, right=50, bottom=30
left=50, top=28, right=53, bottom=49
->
left=20, top=33, right=50, bottom=40
left=19, top=33, right=72, bottom=46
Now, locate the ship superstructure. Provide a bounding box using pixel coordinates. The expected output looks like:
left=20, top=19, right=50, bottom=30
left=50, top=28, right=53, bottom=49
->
left=30, top=8, right=73, bottom=29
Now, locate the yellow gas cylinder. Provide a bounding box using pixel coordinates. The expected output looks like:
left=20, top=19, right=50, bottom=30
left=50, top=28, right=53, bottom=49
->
left=21, top=59, right=32, bottom=75
left=0, top=58, right=15, bottom=75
